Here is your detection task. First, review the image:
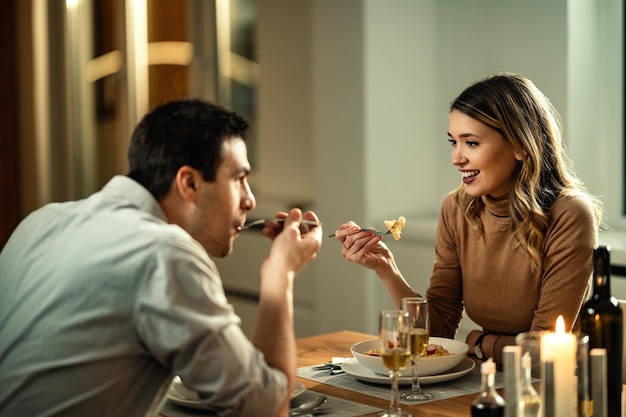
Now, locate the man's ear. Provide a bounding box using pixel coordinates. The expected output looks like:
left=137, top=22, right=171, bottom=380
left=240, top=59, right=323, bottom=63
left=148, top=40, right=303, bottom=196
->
left=175, top=166, right=200, bottom=202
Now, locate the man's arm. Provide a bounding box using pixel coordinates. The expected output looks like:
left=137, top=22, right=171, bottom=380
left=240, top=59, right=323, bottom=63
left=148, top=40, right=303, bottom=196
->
left=252, top=209, right=322, bottom=416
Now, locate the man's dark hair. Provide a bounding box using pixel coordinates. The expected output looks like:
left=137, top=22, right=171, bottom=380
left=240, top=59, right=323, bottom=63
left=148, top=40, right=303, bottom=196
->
left=127, top=99, right=249, bottom=200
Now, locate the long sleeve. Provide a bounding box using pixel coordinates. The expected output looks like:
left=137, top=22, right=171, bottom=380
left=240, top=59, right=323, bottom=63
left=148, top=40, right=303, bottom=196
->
left=530, top=194, right=597, bottom=331
left=426, top=192, right=465, bottom=338
left=136, top=237, right=288, bottom=417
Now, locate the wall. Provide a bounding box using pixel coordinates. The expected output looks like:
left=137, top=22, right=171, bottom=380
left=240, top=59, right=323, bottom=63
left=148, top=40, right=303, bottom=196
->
left=0, top=0, right=20, bottom=249
left=567, top=0, right=624, bottom=230
left=236, top=0, right=625, bottom=340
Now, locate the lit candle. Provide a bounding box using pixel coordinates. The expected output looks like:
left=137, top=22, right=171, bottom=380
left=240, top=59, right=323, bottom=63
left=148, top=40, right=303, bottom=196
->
left=540, top=315, right=577, bottom=417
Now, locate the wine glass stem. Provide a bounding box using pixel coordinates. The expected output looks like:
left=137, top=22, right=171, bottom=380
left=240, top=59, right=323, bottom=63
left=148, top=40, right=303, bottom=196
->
left=390, top=372, right=401, bottom=410
left=411, top=359, right=421, bottom=392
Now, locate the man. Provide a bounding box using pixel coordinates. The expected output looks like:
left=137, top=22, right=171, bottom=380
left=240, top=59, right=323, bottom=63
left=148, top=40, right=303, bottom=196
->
left=0, top=99, right=322, bottom=417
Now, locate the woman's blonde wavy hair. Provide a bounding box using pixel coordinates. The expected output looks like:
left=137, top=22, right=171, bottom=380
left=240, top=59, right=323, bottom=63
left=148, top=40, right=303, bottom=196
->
left=450, top=73, right=604, bottom=270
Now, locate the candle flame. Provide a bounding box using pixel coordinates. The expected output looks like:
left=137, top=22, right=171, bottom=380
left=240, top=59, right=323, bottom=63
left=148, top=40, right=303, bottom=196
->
left=555, top=315, right=565, bottom=333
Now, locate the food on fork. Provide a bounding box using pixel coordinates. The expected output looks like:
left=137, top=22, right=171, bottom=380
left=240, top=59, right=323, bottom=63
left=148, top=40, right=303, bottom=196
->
left=383, top=216, right=406, bottom=240
left=328, top=216, right=406, bottom=239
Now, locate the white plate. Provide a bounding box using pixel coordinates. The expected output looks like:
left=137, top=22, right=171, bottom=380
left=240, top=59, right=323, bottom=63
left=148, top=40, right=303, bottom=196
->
left=167, top=379, right=306, bottom=409
left=341, top=357, right=475, bottom=385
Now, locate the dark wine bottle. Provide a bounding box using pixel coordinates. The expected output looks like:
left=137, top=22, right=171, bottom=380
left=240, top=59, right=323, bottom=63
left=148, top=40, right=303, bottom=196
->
left=580, top=246, right=623, bottom=417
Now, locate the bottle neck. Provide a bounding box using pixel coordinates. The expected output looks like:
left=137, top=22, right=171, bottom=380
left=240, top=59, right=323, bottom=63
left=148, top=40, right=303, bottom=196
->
left=592, top=274, right=612, bottom=298
left=592, top=247, right=612, bottom=298
left=481, top=371, right=496, bottom=392
left=521, top=364, right=532, bottom=386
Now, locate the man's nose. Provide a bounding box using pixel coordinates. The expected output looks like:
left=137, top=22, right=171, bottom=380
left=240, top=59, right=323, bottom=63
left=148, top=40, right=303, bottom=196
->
left=242, top=185, right=256, bottom=211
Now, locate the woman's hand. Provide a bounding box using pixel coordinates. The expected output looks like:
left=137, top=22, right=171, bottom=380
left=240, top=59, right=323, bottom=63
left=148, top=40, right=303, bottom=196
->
left=333, top=221, right=395, bottom=273
left=334, top=221, right=418, bottom=306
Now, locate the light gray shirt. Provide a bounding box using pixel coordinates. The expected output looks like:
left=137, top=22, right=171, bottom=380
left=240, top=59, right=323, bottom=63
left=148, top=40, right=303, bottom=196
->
left=0, top=176, right=287, bottom=417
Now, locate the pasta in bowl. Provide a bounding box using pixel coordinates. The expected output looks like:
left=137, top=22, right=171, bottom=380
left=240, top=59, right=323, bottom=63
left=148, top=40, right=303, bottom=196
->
left=351, top=337, right=469, bottom=377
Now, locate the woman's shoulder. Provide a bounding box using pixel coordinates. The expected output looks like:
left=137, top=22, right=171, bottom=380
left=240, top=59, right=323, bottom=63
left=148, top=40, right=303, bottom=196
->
left=438, top=190, right=469, bottom=226
left=441, top=190, right=459, bottom=209
left=551, top=191, right=596, bottom=217
left=549, top=191, right=599, bottom=232
left=439, top=191, right=460, bottom=217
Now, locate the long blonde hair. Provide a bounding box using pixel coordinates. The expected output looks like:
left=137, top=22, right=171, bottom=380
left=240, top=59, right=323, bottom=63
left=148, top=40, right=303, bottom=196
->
left=450, top=73, right=603, bottom=270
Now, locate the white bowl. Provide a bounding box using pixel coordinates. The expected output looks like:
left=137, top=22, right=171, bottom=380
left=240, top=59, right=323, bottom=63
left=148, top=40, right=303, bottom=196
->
left=351, top=336, right=469, bottom=377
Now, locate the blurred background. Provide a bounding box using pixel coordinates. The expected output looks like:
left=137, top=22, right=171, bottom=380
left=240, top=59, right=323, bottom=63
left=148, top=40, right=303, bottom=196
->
left=0, top=0, right=624, bottom=340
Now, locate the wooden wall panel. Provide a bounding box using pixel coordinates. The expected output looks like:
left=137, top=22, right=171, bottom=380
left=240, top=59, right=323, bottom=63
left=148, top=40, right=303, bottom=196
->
left=0, top=0, right=20, bottom=250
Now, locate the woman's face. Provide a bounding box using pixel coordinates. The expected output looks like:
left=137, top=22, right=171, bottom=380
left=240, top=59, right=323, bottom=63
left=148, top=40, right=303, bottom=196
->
left=447, top=110, right=522, bottom=199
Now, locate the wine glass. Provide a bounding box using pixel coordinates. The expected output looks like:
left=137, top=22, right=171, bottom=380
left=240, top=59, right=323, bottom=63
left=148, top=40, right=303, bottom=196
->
left=378, top=309, right=412, bottom=417
left=400, top=297, right=433, bottom=401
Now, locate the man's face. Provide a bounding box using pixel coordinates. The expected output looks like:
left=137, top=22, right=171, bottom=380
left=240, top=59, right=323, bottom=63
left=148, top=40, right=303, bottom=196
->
left=190, top=138, right=256, bottom=257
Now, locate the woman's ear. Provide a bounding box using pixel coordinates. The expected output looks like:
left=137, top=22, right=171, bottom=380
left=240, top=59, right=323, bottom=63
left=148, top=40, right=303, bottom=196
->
left=514, top=149, right=527, bottom=162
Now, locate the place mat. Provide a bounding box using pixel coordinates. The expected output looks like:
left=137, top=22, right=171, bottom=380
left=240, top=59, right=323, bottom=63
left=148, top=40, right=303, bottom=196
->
left=159, top=390, right=381, bottom=417
left=298, top=360, right=504, bottom=405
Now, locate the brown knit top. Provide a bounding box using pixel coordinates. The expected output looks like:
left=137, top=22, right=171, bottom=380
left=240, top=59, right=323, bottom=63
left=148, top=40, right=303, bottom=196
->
left=426, top=191, right=598, bottom=338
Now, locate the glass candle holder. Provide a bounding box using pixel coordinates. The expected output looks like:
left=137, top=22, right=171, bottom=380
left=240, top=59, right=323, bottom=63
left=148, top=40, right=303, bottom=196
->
left=576, top=334, right=590, bottom=417
left=515, top=331, right=590, bottom=417
left=515, top=331, right=545, bottom=378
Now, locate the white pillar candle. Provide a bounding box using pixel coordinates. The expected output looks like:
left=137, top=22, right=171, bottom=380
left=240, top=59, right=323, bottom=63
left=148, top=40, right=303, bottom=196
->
left=590, top=348, right=607, bottom=417
left=540, top=316, right=577, bottom=417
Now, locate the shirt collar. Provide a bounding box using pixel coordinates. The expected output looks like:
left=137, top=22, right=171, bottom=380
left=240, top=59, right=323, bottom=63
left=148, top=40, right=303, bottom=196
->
left=103, top=176, right=168, bottom=222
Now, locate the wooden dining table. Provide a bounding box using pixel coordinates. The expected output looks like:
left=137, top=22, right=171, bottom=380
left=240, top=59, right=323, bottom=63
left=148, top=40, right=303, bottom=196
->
left=297, top=330, right=479, bottom=417
left=160, top=329, right=626, bottom=416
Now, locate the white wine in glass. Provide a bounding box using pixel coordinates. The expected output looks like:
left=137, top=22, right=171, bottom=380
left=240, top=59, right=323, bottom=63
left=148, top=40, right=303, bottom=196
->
left=381, top=347, right=411, bottom=373
left=379, top=309, right=412, bottom=417
left=410, top=328, right=429, bottom=357
left=401, top=297, right=433, bottom=401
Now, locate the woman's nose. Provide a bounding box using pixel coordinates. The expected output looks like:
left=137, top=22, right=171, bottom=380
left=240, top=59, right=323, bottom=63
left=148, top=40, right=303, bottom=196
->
left=451, top=146, right=464, bottom=166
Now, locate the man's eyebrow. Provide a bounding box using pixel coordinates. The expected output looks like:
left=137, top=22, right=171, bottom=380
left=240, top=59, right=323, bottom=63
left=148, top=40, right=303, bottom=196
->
left=234, top=166, right=251, bottom=176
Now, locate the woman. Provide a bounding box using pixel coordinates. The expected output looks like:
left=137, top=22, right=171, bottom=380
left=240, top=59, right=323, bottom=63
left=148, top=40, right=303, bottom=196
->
left=333, top=73, right=603, bottom=365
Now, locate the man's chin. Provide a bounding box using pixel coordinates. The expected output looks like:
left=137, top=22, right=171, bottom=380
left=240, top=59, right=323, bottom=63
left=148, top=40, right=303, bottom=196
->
left=215, top=247, right=233, bottom=258
left=203, top=242, right=233, bottom=258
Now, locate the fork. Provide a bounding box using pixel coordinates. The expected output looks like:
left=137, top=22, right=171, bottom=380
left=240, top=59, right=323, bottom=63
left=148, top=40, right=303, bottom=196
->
left=359, top=227, right=393, bottom=237
left=241, top=218, right=321, bottom=232
left=328, top=222, right=396, bottom=238
left=312, top=358, right=347, bottom=375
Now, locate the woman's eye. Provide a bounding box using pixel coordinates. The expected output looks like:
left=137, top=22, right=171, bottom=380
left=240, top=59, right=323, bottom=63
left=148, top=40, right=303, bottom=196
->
left=447, top=139, right=456, bottom=146
left=467, top=141, right=478, bottom=148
